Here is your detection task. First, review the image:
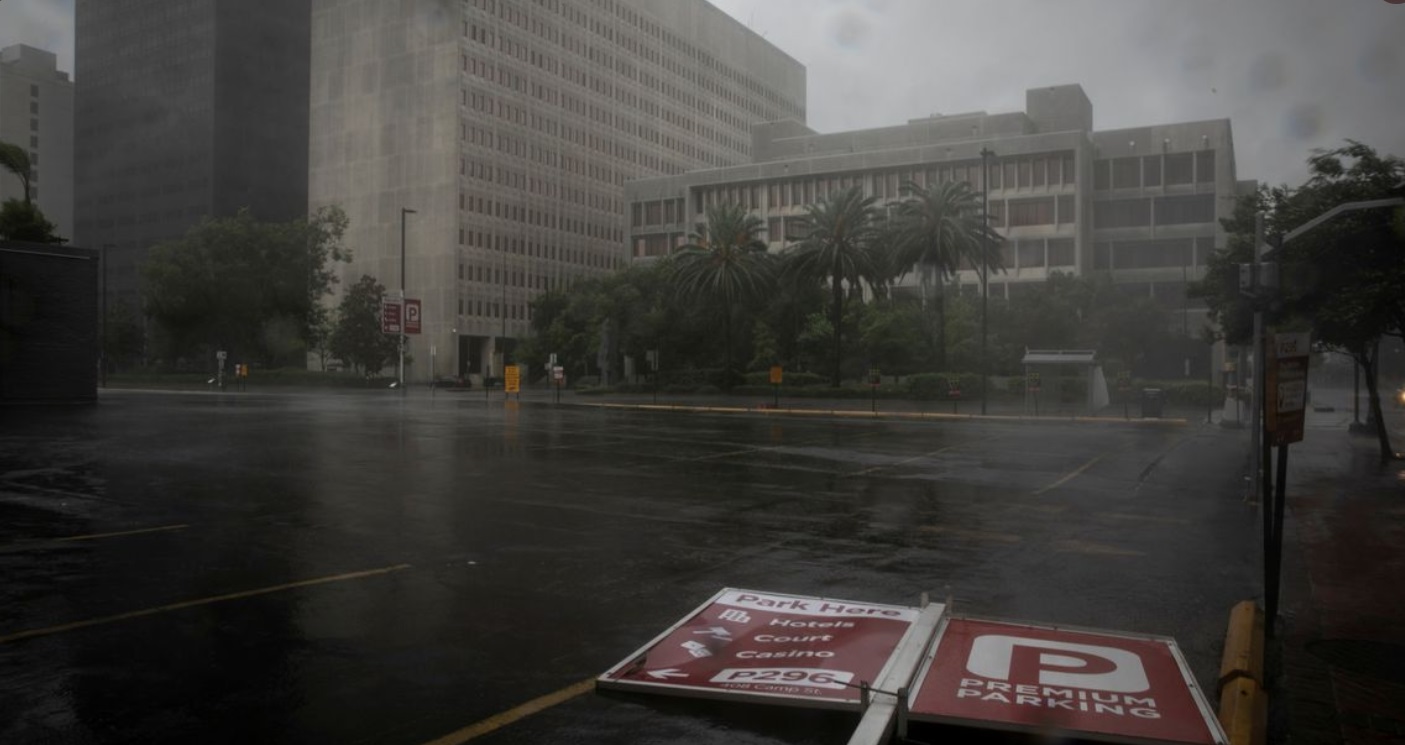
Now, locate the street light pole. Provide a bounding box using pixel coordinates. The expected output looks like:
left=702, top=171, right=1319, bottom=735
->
left=400, top=208, right=416, bottom=390
left=979, top=147, right=994, bottom=415
left=101, top=243, right=112, bottom=388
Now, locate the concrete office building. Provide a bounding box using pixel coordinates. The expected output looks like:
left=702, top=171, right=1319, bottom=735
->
left=74, top=0, right=312, bottom=313
left=0, top=45, right=73, bottom=240
left=309, top=0, right=804, bottom=382
left=628, top=85, right=1250, bottom=346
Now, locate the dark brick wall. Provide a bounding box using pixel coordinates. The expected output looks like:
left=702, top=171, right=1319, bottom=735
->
left=0, top=241, right=99, bottom=403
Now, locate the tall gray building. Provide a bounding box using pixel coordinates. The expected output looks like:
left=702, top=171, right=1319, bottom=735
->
left=0, top=44, right=73, bottom=239
left=310, top=0, right=805, bottom=382
left=74, top=0, right=311, bottom=313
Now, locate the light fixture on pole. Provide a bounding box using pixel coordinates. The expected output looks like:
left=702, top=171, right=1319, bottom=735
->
left=400, top=207, right=417, bottom=390
left=979, top=147, right=995, bottom=415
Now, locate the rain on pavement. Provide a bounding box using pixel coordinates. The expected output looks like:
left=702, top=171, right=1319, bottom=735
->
left=1, top=390, right=1257, bottom=744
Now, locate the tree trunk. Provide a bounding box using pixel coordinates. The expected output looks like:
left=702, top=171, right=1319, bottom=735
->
left=935, top=279, right=947, bottom=371
left=831, top=273, right=844, bottom=387
left=1357, top=346, right=1397, bottom=463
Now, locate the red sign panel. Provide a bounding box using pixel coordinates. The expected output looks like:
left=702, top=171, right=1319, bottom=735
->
left=597, top=588, right=920, bottom=709
left=1265, top=332, right=1310, bottom=446
left=380, top=299, right=402, bottom=334
left=909, top=617, right=1225, bottom=744
left=404, top=299, right=422, bottom=335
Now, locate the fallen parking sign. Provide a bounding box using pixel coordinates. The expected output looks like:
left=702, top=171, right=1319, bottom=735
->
left=908, top=616, right=1226, bottom=744
left=598, top=588, right=927, bottom=710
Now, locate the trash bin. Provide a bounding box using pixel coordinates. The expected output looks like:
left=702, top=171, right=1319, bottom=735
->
left=1141, top=388, right=1165, bottom=418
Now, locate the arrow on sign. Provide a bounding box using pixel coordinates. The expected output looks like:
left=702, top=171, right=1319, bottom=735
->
left=692, top=626, right=733, bottom=640
left=647, top=669, right=688, bottom=680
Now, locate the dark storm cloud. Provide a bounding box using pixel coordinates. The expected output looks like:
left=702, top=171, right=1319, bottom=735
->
left=713, top=0, right=1405, bottom=187
left=4, top=0, right=1402, bottom=188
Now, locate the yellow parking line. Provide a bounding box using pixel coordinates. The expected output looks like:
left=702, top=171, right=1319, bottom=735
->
left=58, top=524, right=190, bottom=542
left=1032, top=451, right=1111, bottom=496
left=0, top=563, right=411, bottom=645
left=422, top=678, right=596, bottom=744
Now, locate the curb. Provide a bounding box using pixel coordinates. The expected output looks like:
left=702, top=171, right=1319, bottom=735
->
left=1218, top=600, right=1266, bottom=745
left=580, top=402, right=1191, bottom=426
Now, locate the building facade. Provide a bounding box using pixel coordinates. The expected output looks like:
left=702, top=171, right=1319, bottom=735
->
left=0, top=44, right=73, bottom=240
left=309, top=0, right=805, bottom=381
left=627, top=85, right=1248, bottom=345
left=74, top=0, right=311, bottom=313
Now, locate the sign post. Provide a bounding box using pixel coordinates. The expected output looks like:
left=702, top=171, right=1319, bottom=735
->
left=552, top=365, right=564, bottom=405
left=770, top=365, right=783, bottom=408
left=598, top=588, right=929, bottom=710
left=948, top=377, right=961, bottom=415
left=1027, top=372, right=1042, bottom=417
left=1117, top=370, right=1131, bottom=420
left=216, top=350, right=227, bottom=391
left=1264, top=331, right=1309, bottom=637
left=869, top=368, right=881, bottom=414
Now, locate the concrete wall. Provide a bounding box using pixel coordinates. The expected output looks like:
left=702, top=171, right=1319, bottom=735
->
left=0, top=241, right=98, bottom=403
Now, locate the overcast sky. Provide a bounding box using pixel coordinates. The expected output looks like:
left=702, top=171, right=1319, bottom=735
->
left=3, top=0, right=1403, bottom=186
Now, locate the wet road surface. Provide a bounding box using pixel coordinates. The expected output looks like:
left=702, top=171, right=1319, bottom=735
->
left=1, top=390, right=1258, bottom=743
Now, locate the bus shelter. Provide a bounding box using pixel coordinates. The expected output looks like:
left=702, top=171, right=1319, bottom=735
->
left=1020, top=349, right=1109, bottom=416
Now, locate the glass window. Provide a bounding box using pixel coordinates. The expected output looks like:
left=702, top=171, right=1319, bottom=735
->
left=1113, top=239, right=1193, bottom=269
left=987, top=200, right=1006, bottom=228
left=1004, top=162, right=1017, bottom=189
left=1032, top=159, right=1046, bottom=188
left=1062, top=155, right=1076, bottom=185
left=1143, top=156, right=1162, bottom=186
left=1018, top=160, right=1031, bottom=188
left=1112, top=157, right=1140, bottom=189
left=987, top=162, right=1002, bottom=190
left=1164, top=153, right=1193, bottom=185
left=1008, top=197, right=1055, bottom=227
left=1048, top=239, right=1075, bottom=267
left=1094, top=159, right=1111, bottom=190
left=1018, top=240, right=1044, bottom=268
left=1155, top=194, right=1215, bottom=225
left=1094, top=242, right=1112, bottom=269
left=1093, top=198, right=1152, bottom=228
left=1047, top=157, right=1061, bottom=185
left=1056, top=195, right=1075, bottom=224
left=1196, top=150, right=1216, bottom=183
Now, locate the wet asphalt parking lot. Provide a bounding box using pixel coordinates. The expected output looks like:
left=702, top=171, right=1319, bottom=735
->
left=1, top=390, right=1258, bottom=744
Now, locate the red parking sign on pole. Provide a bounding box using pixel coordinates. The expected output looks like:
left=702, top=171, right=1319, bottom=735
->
left=404, top=299, right=422, bottom=335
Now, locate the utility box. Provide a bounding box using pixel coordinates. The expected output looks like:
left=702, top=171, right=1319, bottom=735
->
left=1141, top=388, right=1166, bottom=418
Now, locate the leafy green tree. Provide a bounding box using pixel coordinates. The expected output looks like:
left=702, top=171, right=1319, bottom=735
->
left=1194, top=141, right=1404, bottom=460
left=142, top=206, right=349, bottom=366
left=102, top=300, right=145, bottom=372
left=0, top=141, right=33, bottom=204
left=328, top=275, right=398, bottom=375
left=857, top=300, right=928, bottom=376
left=672, top=202, right=776, bottom=383
left=0, top=199, right=65, bottom=244
left=785, top=186, right=884, bottom=386
left=890, top=180, right=1003, bottom=368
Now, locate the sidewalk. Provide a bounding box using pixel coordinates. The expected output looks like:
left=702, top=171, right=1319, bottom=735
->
left=1274, top=401, right=1405, bottom=743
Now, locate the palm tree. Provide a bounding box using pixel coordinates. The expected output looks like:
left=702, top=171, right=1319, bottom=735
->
left=785, top=186, right=884, bottom=386
left=890, top=179, right=1003, bottom=369
left=671, top=201, right=775, bottom=382
left=0, top=141, right=33, bottom=204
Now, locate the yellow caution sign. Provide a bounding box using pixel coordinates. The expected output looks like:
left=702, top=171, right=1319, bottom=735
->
left=504, top=365, right=521, bottom=394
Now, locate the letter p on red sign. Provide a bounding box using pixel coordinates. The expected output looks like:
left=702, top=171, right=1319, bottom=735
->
left=966, top=635, right=1149, bottom=693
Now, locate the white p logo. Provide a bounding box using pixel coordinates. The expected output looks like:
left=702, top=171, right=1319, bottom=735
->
left=967, top=635, right=1149, bottom=693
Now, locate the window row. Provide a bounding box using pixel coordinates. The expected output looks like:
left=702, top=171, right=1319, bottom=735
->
left=1092, top=194, right=1216, bottom=229
left=1092, top=237, right=1216, bottom=270
left=1094, top=151, right=1216, bottom=190
left=456, top=229, right=625, bottom=271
